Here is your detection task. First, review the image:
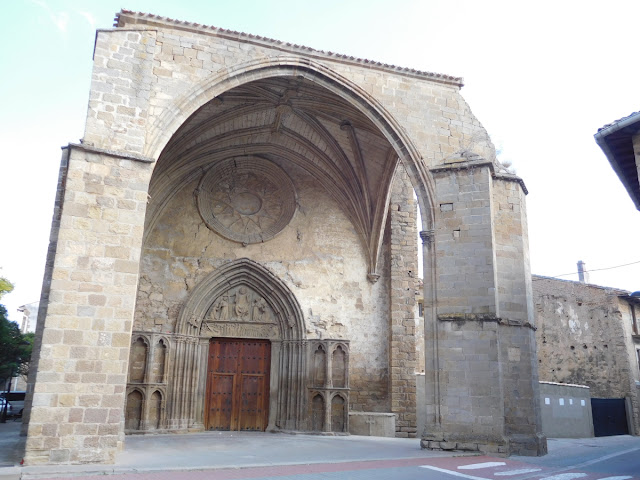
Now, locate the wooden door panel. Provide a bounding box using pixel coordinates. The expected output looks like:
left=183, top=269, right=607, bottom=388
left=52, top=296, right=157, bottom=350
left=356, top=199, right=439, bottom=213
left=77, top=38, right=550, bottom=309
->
left=206, top=338, right=270, bottom=431
left=240, top=341, right=269, bottom=374
left=238, top=374, right=266, bottom=431
left=216, top=340, right=240, bottom=373
left=207, top=373, right=234, bottom=430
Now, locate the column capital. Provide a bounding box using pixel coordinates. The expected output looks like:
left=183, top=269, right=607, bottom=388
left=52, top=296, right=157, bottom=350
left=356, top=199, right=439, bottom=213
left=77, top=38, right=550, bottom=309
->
left=419, top=229, right=435, bottom=247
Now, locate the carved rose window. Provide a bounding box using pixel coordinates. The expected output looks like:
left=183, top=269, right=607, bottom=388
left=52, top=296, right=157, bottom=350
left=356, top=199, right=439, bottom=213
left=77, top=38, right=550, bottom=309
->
left=196, top=157, right=296, bottom=244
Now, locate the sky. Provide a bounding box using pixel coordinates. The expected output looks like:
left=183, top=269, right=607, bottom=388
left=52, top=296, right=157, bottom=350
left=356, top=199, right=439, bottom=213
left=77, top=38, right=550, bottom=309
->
left=1, top=0, right=639, bottom=322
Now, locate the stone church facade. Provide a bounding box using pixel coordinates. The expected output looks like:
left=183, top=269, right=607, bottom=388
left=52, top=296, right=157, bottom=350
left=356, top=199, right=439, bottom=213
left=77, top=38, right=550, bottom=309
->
left=23, top=10, right=546, bottom=464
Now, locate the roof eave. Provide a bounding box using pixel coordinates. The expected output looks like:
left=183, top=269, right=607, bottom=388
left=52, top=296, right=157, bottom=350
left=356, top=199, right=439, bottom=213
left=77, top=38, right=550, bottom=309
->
left=594, top=117, right=640, bottom=211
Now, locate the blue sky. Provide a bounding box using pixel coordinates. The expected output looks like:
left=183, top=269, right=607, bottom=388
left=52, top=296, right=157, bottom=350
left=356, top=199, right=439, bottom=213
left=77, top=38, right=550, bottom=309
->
left=1, top=0, right=639, bottom=321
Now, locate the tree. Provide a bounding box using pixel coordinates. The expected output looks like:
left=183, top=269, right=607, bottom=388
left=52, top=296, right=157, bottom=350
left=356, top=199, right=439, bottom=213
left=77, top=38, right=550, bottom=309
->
left=0, top=277, right=33, bottom=419
left=0, top=276, right=33, bottom=380
left=0, top=277, right=13, bottom=297
left=0, top=305, right=33, bottom=383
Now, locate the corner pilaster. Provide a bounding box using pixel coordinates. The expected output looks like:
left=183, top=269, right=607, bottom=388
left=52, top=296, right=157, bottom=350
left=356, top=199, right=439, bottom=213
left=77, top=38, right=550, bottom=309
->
left=23, top=144, right=153, bottom=465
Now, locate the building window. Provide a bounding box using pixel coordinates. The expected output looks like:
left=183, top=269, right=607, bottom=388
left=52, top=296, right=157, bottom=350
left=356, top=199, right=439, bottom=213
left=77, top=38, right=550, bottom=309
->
left=632, top=304, right=638, bottom=335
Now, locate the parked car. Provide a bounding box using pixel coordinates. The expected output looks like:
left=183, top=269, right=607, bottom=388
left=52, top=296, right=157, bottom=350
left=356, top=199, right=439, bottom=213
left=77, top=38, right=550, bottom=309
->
left=1, top=391, right=25, bottom=416
left=0, top=398, right=13, bottom=417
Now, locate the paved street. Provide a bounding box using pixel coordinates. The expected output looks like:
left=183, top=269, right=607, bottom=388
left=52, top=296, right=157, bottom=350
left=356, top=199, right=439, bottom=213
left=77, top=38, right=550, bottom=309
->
left=1, top=420, right=639, bottom=480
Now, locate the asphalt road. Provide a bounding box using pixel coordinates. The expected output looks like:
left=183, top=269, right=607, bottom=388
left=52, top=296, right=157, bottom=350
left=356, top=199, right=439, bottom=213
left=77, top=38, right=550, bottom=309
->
left=23, top=451, right=640, bottom=480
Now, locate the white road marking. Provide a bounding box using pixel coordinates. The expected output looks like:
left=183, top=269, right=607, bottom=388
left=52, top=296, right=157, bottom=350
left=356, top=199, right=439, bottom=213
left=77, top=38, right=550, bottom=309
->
left=597, top=477, right=632, bottom=480
left=557, top=445, right=640, bottom=472
left=459, top=462, right=507, bottom=470
left=421, top=465, right=489, bottom=480
left=494, top=468, right=543, bottom=476
left=539, top=474, right=587, bottom=480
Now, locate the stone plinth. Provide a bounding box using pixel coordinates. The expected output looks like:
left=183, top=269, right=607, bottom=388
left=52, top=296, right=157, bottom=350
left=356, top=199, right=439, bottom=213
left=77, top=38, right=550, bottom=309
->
left=349, top=412, right=396, bottom=437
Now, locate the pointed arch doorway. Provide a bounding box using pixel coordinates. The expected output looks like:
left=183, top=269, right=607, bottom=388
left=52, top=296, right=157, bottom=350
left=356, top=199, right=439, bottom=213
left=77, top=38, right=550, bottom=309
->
left=169, top=258, right=308, bottom=433
left=205, top=338, right=271, bottom=431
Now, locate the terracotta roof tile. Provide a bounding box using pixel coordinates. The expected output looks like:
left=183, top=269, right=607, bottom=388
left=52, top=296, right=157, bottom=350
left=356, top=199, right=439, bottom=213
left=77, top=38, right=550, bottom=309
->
left=597, top=110, right=640, bottom=132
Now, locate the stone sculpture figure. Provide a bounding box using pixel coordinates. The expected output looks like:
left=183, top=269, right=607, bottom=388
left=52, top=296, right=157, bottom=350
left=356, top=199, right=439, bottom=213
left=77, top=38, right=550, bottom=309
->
left=253, top=297, right=268, bottom=322
left=212, top=295, right=229, bottom=321
left=235, top=287, right=250, bottom=320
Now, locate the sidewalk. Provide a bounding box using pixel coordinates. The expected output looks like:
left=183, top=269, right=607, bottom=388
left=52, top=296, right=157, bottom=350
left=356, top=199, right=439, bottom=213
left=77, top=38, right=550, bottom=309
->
left=3, top=419, right=639, bottom=480
left=0, top=421, right=459, bottom=479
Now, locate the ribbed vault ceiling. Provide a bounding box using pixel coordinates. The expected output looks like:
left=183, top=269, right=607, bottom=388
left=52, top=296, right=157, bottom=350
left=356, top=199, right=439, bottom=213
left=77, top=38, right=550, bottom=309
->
left=146, top=76, right=402, bottom=278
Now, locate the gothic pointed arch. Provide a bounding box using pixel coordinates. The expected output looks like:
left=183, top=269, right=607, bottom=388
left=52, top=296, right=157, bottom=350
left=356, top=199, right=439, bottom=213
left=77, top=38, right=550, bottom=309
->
left=143, top=57, right=437, bottom=280
left=145, top=57, right=437, bottom=229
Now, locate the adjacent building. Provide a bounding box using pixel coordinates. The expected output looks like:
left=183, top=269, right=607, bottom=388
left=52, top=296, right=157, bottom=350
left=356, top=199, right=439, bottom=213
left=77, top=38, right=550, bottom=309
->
left=17, top=302, right=39, bottom=334
left=533, top=275, right=640, bottom=436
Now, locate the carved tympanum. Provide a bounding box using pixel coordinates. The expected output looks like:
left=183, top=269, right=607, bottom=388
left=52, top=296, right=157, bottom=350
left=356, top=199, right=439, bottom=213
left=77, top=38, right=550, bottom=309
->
left=196, top=157, right=296, bottom=244
left=200, top=285, right=278, bottom=338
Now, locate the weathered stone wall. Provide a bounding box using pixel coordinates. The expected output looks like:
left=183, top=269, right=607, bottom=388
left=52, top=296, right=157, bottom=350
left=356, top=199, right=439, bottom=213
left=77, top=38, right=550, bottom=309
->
left=432, top=163, right=496, bottom=315
left=84, top=14, right=495, bottom=180
left=619, top=300, right=640, bottom=433
left=135, top=162, right=392, bottom=414
left=533, top=276, right=640, bottom=434
left=388, top=167, right=419, bottom=437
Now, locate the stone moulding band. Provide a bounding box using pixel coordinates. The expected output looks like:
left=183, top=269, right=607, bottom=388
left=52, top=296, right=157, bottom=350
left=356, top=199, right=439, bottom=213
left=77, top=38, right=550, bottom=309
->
left=493, top=172, right=529, bottom=195
left=429, top=159, right=494, bottom=174
left=438, top=313, right=501, bottom=322
left=66, top=142, right=155, bottom=163
left=437, top=314, right=536, bottom=330
left=429, top=159, right=528, bottom=195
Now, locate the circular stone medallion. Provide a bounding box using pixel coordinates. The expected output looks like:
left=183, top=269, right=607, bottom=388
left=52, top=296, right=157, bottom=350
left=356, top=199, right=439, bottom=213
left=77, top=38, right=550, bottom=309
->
left=197, top=157, right=296, bottom=244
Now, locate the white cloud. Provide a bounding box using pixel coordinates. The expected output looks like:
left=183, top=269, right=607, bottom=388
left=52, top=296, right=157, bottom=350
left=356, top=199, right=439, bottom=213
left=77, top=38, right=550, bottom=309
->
left=30, top=0, right=69, bottom=32
left=78, top=10, right=96, bottom=30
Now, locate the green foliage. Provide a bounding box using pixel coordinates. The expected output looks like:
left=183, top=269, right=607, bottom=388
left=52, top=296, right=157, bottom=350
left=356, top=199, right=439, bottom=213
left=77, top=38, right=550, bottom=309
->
left=0, top=277, right=33, bottom=385
left=0, top=277, right=14, bottom=300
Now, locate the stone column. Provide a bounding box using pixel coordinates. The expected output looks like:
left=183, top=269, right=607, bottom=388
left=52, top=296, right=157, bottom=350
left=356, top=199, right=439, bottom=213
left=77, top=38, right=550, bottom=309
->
left=419, top=229, right=443, bottom=443
left=389, top=167, right=419, bottom=437
left=267, top=340, right=281, bottom=431
left=23, top=144, right=153, bottom=465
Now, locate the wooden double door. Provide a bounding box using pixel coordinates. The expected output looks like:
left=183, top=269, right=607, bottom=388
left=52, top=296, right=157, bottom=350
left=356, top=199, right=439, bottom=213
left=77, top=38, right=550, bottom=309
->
left=205, top=338, right=271, bottom=431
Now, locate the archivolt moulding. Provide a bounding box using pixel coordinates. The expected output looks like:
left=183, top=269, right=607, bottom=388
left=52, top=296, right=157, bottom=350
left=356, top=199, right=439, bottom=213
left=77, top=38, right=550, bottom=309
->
left=176, top=258, right=306, bottom=340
